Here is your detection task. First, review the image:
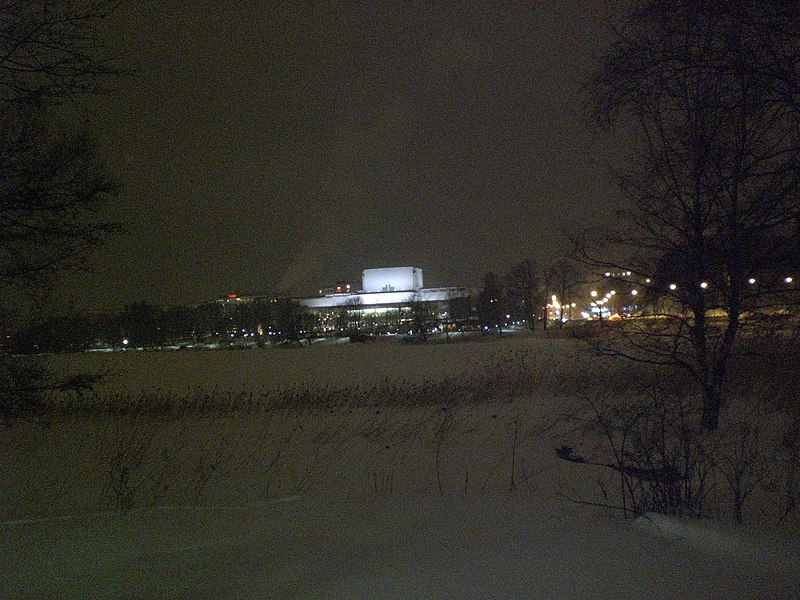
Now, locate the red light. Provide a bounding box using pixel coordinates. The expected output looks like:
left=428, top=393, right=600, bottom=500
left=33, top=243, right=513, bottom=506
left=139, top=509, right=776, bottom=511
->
left=228, top=294, right=237, bottom=299
left=336, top=286, right=342, bottom=292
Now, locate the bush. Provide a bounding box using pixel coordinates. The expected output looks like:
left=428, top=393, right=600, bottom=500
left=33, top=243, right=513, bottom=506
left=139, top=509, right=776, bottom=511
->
left=558, top=384, right=800, bottom=524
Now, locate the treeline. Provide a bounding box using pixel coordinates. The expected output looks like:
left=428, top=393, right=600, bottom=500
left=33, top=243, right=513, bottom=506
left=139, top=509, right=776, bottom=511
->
left=6, top=298, right=298, bottom=354
left=475, top=258, right=583, bottom=331
left=6, top=257, right=592, bottom=354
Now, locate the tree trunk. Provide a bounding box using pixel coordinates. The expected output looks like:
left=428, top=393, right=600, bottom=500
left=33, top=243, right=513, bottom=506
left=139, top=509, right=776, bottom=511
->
left=701, top=385, right=721, bottom=431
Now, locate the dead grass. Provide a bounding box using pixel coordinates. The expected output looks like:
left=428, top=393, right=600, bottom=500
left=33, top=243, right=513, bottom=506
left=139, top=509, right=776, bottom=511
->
left=3, top=335, right=798, bottom=525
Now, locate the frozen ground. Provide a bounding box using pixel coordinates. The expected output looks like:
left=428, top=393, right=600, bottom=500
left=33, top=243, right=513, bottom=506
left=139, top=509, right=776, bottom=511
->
left=4, top=334, right=800, bottom=598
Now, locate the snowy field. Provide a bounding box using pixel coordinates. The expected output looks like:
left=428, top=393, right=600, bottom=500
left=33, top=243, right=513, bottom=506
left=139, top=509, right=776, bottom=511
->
left=3, top=334, right=800, bottom=598
left=44, top=334, right=573, bottom=395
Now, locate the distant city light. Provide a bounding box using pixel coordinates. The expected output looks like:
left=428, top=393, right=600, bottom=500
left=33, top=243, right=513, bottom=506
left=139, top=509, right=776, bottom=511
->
left=669, top=283, right=677, bottom=290
left=700, top=282, right=708, bottom=289
left=645, top=278, right=651, bottom=283
left=786, top=277, right=794, bottom=283
left=122, top=339, right=129, bottom=346
left=748, top=278, right=756, bottom=284
left=631, top=289, right=638, bottom=295
left=590, top=290, right=598, bottom=297
left=604, top=272, right=611, bottom=277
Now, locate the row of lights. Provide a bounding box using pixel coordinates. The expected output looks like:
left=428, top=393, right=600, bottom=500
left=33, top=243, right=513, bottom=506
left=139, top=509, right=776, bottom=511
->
left=589, top=273, right=796, bottom=319
left=666, top=277, right=794, bottom=291
left=602, top=274, right=794, bottom=291
left=591, top=275, right=796, bottom=303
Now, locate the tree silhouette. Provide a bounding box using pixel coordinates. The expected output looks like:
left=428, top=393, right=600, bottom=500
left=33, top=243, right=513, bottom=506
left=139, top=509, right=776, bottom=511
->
left=582, top=0, right=800, bottom=429
left=0, top=1, right=122, bottom=423
left=504, top=260, right=539, bottom=330
left=476, top=272, right=504, bottom=333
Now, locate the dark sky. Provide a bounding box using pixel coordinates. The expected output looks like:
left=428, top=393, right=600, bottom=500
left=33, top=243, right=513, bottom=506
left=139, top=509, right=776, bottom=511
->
left=61, top=1, right=621, bottom=311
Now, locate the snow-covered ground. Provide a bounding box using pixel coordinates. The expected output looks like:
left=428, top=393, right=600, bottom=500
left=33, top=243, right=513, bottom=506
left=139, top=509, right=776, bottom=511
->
left=4, top=495, right=799, bottom=599
left=4, top=334, right=800, bottom=598
left=44, top=334, right=566, bottom=395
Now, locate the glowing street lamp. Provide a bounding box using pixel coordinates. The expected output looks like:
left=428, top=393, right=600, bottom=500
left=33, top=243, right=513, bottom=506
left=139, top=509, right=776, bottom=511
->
left=700, top=282, right=708, bottom=289
left=590, top=290, right=598, bottom=298
left=669, top=283, right=677, bottom=291
left=631, top=289, right=638, bottom=296
left=786, top=277, right=794, bottom=284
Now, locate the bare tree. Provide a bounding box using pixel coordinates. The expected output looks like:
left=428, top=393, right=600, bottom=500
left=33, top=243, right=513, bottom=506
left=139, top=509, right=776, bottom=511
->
left=407, top=292, right=429, bottom=342
left=0, top=0, right=122, bottom=295
left=334, top=297, right=363, bottom=336
left=271, top=298, right=306, bottom=346
left=550, top=258, right=580, bottom=326
left=539, top=264, right=555, bottom=331
left=476, top=272, right=504, bottom=333
left=580, top=0, right=800, bottom=430
left=0, top=1, right=122, bottom=422
left=0, top=109, right=118, bottom=293
left=504, top=259, right=539, bottom=330
left=1, top=1, right=120, bottom=105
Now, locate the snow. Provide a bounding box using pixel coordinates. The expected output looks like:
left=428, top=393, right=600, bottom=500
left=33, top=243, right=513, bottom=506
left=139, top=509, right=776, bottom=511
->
left=631, top=512, right=798, bottom=568
left=44, top=335, right=537, bottom=396
left=4, top=335, right=800, bottom=598
left=4, top=496, right=798, bottom=599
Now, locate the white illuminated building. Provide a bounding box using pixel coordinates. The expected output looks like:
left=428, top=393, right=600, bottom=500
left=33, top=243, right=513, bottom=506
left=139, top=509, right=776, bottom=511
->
left=298, top=267, right=469, bottom=309
left=362, top=267, right=423, bottom=293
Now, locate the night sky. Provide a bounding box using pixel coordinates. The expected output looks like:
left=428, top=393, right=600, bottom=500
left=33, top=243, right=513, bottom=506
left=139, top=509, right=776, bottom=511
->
left=62, top=1, right=621, bottom=311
